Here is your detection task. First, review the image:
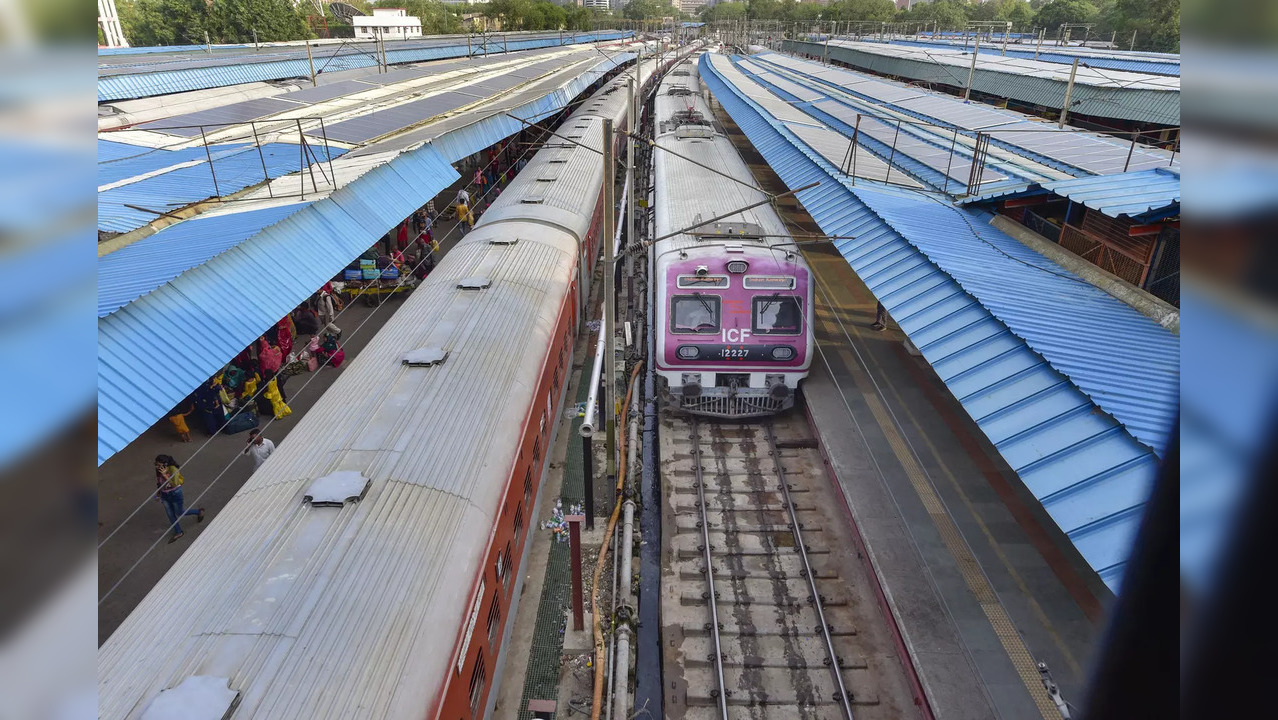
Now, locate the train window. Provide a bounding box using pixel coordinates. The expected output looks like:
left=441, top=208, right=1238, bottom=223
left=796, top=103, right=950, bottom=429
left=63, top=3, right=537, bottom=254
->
left=468, top=654, right=486, bottom=717
left=514, top=502, right=525, bottom=540
left=486, top=591, right=501, bottom=645
left=503, top=542, right=513, bottom=590
left=524, top=469, right=533, bottom=505
left=676, top=275, right=728, bottom=289
left=752, top=296, right=804, bottom=335
left=671, top=295, right=721, bottom=334
left=743, top=276, right=796, bottom=290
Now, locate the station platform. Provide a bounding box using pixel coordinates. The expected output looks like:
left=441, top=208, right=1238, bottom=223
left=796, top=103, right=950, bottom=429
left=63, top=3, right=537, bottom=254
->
left=721, top=111, right=1111, bottom=719
left=800, top=257, right=1107, bottom=720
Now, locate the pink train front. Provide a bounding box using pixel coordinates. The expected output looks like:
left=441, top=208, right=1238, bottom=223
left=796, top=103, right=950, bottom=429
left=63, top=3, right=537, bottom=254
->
left=652, top=58, right=815, bottom=417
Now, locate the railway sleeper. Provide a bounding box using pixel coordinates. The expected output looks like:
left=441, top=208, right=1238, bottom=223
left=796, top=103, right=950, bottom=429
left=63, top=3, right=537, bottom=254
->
left=680, top=634, right=870, bottom=670
left=675, top=499, right=819, bottom=514
left=681, top=620, right=859, bottom=638
left=677, top=705, right=868, bottom=720
left=674, top=519, right=824, bottom=535
left=682, top=667, right=878, bottom=706
left=678, top=585, right=851, bottom=609
left=673, top=532, right=829, bottom=556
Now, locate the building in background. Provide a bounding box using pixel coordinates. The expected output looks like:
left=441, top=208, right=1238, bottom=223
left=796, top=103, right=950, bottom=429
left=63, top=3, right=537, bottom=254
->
left=582, top=0, right=610, bottom=9
left=98, top=0, right=129, bottom=47
left=353, top=8, right=423, bottom=39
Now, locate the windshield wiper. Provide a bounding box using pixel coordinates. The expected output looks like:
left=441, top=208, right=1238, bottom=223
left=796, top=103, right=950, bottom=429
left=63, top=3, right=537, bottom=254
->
left=693, top=291, right=715, bottom=318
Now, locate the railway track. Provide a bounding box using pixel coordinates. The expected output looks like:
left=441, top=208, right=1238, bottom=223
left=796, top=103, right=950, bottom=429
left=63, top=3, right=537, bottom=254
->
left=660, top=406, right=919, bottom=720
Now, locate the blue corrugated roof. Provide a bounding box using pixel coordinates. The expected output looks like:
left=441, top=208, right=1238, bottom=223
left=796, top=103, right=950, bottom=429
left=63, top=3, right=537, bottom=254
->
left=1040, top=167, right=1180, bottom=219
left=98, top=144, right=460, bottom=465
left=95, top=51, right=629, bottom=465
left=98, top=142, right=342, bottom=233
left=98, top=32, right=633, bottom=102
left=703, top=53, right=1179, bottom=591
left=961, top=167, right=1180, bottom=221
left=98, top=202, right=309, bottom=317
left=98, top=140, right=247, bottom=185
left=885, top=39, right=1181, bottom=76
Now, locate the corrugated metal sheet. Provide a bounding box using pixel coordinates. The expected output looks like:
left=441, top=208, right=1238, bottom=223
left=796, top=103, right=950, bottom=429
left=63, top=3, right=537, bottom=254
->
left=98, top=32, right=633, bottom=102
left=98, top=143, right=342, bottom=233
left=960, top=167, right=1181, bottom=221
left=96, top=50, right=631, bottom=464
left=97, top=144, right=460, bottom=465
left=753, top=52, right=1176, bottom=177
left=884, top=39, right=1181, bottom=77
left=704, top=53, right=1179, bottom=591
left=98, top=202, right=310, bottom=317
left=1039, top=167, right=1180, bottom=219
left=782, top=40, right=1180, bottom=126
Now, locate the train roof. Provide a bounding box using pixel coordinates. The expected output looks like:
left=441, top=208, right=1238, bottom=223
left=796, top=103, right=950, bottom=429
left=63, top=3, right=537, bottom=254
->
left=652, top=56, right=791, bottom=258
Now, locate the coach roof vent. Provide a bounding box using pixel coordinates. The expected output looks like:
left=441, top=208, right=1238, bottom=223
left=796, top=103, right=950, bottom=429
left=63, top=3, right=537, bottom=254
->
left=457, top=276, right=493, bottom=290
left=141, top=676, right=240, bottom=720
left=488, top=236, right=519, bottom=246
left=402, top=347, right=449, bottom=367
left=305, top=471, right=371, bottom=507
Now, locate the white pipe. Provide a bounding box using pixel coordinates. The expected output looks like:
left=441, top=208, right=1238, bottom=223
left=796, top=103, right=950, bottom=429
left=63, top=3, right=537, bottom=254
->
left=580, top=316, right=606, bottom=437
left=610, top=386, right=641, bottom=720
left=620, top=500, right=635, bottom=607
left=611, top=625, right=632, bottom=720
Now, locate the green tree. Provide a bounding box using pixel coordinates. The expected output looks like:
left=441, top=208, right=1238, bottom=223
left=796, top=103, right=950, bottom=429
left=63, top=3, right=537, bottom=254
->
left=118, top=0, right=313, bottom=46
left=701, top=2, right=746, bottom=23
left=211, top=0, right=312, bottom=43
left=118, top=0, right=212, bottom=47
left=1106, top=0, right=1179, bottom=51
left=826, top=0, right=898, bottom=23
left=900, top=0, right=972, bottom=31
left=623, top=0, right=676, bottom=21
left=1032, top=0, right=1099, bottom=33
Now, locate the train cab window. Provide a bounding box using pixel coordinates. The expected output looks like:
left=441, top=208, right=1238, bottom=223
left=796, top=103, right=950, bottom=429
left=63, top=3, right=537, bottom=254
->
left=753, top=296, right=803, bottom=335
left=671, top=294, right=721, bottom=334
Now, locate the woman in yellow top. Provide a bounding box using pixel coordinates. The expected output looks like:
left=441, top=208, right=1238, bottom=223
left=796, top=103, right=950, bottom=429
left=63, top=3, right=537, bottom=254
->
left=155, top=454, right=204, bottom=542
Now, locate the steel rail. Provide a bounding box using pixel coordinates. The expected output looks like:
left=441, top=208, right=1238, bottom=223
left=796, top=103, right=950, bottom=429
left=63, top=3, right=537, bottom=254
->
left=690, top=417, right=730, bottom=720
left=765, top=421, right=856, bottom=719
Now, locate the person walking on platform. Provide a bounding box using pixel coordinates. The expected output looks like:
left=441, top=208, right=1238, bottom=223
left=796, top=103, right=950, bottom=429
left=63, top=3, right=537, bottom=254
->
left=455, top=187, right=470, bottom=219
left=155, top=455, right=203, bottom=542
left=871, top=301, right=888, bottom=332
left=243, top=429, right=276, bottom=470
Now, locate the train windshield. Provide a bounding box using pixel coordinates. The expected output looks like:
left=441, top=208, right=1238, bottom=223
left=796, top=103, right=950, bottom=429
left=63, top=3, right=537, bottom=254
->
left=753, top=296, right=803, bottom=335
left=671, top=294, right=721, bottom=333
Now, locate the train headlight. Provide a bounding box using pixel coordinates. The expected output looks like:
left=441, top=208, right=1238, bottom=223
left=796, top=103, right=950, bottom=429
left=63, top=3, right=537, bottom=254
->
left=770, top=346, right=795, bottom=360
left=677, top=345, right=700, bottom=360
left=726, top=260, right=749, bottom=274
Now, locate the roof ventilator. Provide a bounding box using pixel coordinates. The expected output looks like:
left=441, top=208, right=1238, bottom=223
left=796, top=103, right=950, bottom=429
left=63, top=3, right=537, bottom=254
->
left=401, top=347, right=449, bottom=367
left=488, top=236, right=519, bottom=246
left=141, top=676, right=240, bottom=720
left=304, top=471, right=371, bottom=507
left=519, top=197, right=545, bottom=205
left=457, top=276, right=492, bottom=290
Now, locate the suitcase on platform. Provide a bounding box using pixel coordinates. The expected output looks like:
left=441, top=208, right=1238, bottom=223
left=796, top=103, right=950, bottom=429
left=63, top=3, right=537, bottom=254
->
left=222, top=410, right=259, bottom=435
